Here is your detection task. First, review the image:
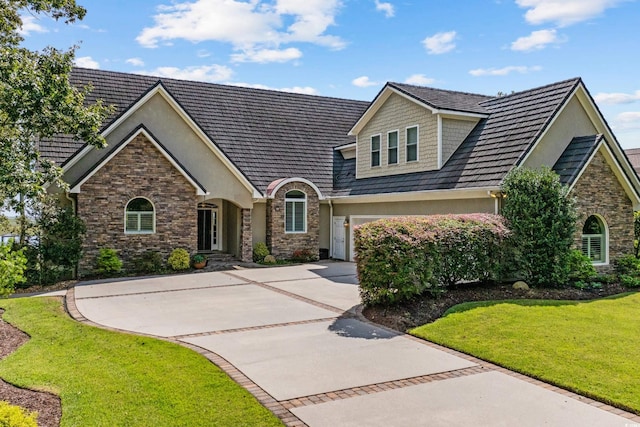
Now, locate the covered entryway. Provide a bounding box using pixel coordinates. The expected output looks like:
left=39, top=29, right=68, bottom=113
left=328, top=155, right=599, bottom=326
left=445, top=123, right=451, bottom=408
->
left=198, top=202, right=220, bottom=251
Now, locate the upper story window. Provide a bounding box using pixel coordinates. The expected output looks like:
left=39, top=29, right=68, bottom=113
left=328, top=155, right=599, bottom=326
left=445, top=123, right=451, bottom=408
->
left=371, top=135, right=381, bottom=167
left=125, top=197, right=155, bottom=234
left=285, top=190, right=306, bottom=233
left=582, top=215, right=606, bottom=263
left=406, top=126, right=418, bottom=162
left=387, top=131, right=398, bottom=165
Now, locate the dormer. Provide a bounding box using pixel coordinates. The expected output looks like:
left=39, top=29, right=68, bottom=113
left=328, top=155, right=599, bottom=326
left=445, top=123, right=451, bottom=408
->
left=348, top=82, right=490, bottom=180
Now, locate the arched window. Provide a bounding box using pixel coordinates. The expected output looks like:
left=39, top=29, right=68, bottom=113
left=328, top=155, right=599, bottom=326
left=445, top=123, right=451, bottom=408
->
left=285, top=190, right=306, bottom=233
left=582, top=215, right=606, bottom=263
left=125, top=198, right=155, bottom=234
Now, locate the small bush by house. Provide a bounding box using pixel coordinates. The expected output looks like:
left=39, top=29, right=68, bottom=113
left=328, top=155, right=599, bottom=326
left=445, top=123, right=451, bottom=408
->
left=291, top=248, right=318, bottom=263
left=132, top=251, right=165, bottom=274
left=355, top=214, right=510, bottom=305
left=253, top=242, right=270, bottom=263
left=95, top=248, right=123, bottom=276
left=167, top=248, right=190, bottom=271
left=0, top=242, right=27, bottom=297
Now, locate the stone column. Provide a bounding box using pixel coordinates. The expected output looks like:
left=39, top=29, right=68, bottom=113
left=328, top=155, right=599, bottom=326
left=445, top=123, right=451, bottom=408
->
left=240, top=208, right=253, bottom=262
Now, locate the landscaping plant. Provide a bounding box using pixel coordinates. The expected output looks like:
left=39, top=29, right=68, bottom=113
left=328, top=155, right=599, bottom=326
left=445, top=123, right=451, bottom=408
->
left=0, top=401, right=38, bottom=427
left=95, top=248, right=122, bottom=276
left=167, top=248, right=190, bottom=270
left=0, top=242, right=27, bottom=298
left=290, top=248, right=318, bottom=263
left=500, top=167, right=577, bottom=287
left=132, top=251, right=165, bottom=274
left=253, top=242, right=270, bottom=262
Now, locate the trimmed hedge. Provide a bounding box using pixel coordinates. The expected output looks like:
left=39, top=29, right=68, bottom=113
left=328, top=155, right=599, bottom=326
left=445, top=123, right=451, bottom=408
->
left=355, top=214, right=510, bottom=305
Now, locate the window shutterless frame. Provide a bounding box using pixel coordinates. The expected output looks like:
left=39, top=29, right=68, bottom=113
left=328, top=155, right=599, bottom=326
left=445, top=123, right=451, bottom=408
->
left=406, top=125, right=419, bottom=162
left=371, top=134, right=381, bottom=167
left=125, top=197, right=155, bottom=234
left=387, top=130, right=398, bottom=165
left=285, top=190, right=306, bottom=233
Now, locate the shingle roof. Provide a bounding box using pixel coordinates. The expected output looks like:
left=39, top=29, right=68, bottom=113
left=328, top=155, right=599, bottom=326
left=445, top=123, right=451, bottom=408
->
left=333, top=78, right=582, bottom=196
left=624, top=148, right=640, bottom=175
left=553, top=135, right=603, bottom=185
left=41, top=68, right=370, bottom=195
left=388, top=82, right=492, bottom=115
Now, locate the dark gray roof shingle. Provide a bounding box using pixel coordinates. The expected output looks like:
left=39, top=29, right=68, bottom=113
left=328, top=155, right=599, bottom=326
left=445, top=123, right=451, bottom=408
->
left=388, top=82, right=492, bottom=115
left=41, top=68, right=370, bottom=195
left=553, top=135, right=603, bottom=185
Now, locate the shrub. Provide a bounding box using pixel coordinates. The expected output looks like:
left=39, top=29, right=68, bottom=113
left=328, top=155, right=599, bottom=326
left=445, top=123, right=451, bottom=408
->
left=568, top=250, right=597, bottom=282
left=132, top=251, right=165, bottom=274
left=500, top=167, right=577, bottom=287
left=291, top=248, right=318, bottom=263
left=167, top=248, right=190, bottom=271
left=635, top=211, right=640, bottom=258
left=355, top=214, right=510, bottom=305
left=192, top=254, right=206, bottom=264
left=263, top=255, right=276, bottom=264
left=253, top=242, right=270, bottom=262
left=96, top=248, right=122, bottom=276
left=0, top=242, right=27, bottom=298
left=0, top=401, right=38, bottom=427
left=619, top=274, right=640, bottom=288
left=614, top=254, right=640, bottom=277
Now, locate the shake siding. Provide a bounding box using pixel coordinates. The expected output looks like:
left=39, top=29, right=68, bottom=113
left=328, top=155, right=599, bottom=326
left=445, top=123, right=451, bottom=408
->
left=356, top=93, right=437, bottom=179
left=441, top=118, right=479, bottom=166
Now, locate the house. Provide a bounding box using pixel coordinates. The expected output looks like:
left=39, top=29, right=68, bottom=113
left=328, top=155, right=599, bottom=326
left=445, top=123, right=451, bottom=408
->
left=42, top=68, right=640, bottom=273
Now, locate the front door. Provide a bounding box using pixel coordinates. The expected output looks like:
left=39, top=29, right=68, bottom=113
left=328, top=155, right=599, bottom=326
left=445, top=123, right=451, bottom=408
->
left=332, top=217, right=346, bottom=260
left=197, top=208, right=219, bottom=251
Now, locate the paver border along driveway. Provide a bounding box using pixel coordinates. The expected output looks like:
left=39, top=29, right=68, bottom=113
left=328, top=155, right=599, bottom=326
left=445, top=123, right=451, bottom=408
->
left=67, top=262, right=639, bottom=427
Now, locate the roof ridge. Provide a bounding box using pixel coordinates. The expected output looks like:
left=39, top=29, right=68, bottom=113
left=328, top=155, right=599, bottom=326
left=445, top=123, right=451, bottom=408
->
left=479, top=77, right=582, bottom=105
left=72, top=66, right=370, bottom=105
left=388, top=81, right=492, bottom=99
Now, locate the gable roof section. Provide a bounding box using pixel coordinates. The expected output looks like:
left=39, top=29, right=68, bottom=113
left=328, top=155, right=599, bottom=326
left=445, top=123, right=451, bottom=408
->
left=41, top=68, right=369, bottom=196
left=334, top=78, right=582, bottom=196
left=70, top=124, right=208, bottom=196
left=624, top=148, right=640, bottom=175
left=552, top=135, right=603, bottom=185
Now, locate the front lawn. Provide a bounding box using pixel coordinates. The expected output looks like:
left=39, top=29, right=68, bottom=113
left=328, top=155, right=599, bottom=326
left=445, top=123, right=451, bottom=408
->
left=0, top=297, right=283, bottom=427
left=410, top=293, right=640, bottom=413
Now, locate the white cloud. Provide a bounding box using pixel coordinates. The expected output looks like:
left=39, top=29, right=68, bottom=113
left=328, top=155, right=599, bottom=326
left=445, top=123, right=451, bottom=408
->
left=404, top=74, right=435, bottom=85
left=136, top=0, right=345, bottom=60
left=375, top=0, right=395, bottom=18
left=230, top=82, right=318, bottom=95
left=140, top=65, right=233, bottom=83
left=18, top=15, right=48, bottom=36
left=352, top=76, right=379, bottom=87
left=516, top=0, right=625, bottom=27
left=469, top=65, right=542, bottom=76
left=74, top=56, right=100, bottom=69
left=614, top=112, right=640, bottom=130
left=511, top=29, right=563, bottom=51
left=594, top=90, right=640, bottom=105
left=197, top=49, right=211, bottom=58
left=422, top=31, right=457, bottom=55
left=230, top=47, right=302, bottom=63
left=126, top=57, right=145, bottom=67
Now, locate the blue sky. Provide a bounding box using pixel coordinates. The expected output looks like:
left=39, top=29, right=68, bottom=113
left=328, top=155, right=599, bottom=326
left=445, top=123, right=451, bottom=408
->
left=17, top=0, right=640, bottom=148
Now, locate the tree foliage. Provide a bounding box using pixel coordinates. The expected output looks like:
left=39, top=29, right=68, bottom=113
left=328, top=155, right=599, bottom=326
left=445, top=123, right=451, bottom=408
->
left=0, top=241, right=27, bottom=297
left=500, top=166, right=578, bottom=286
left=0, top=0, right=112, bottom=241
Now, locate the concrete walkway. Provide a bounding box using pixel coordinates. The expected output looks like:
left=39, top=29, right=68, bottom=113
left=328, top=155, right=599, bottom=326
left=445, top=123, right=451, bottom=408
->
left=69, top=262, right=638, bottom=426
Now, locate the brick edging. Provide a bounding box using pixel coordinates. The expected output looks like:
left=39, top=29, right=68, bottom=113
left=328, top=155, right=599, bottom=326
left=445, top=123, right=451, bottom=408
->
left=353, top=304, right=640, bottom=422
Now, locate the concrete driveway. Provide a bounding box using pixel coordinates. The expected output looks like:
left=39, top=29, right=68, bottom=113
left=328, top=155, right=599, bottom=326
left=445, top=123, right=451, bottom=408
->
left=70, top=262, right=636, bottom=426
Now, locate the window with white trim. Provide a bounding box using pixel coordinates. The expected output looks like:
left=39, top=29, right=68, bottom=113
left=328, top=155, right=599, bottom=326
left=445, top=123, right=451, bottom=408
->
left=406, top=126, right=418, bottom=162
left=125, top=198, right=155, bottom=234
left=371, top=135, right=381, bottom=167
left=285, top=190, right=306, bottom=233
left=387, top=130, right=398, bottom=165
left=581, top=215, right=605, bottom=263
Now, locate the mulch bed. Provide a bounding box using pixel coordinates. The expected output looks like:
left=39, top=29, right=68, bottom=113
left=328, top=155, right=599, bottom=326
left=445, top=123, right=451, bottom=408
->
left=362, top=281, right=632, bottom=332
left=0, top=309, right=62, bottom=427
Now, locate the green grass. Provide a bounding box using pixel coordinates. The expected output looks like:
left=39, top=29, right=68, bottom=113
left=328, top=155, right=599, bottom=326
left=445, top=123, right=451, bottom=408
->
left=410, top=293, right=640, bottom=413
left=0, top=297, right=283, bottom=427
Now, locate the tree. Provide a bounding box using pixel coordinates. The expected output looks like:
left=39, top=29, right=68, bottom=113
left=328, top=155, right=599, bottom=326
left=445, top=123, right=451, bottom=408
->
left=500, top=166, right=578, bottom=286
left=0, top=0, right=112, bottom=243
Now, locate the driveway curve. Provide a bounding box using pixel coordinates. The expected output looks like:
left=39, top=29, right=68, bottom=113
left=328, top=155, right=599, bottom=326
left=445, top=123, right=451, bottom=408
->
left=70, top=262, right=637, bottom=426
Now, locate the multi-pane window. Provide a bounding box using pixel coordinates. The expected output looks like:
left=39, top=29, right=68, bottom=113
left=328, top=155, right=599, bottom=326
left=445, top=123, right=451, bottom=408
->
left=285, top=190, right=306, bottom=233
left=406, top=126, right=418, bottom=162
left=581, top=215, right=605, bottom=263
left=125, top=198, right=154, bottom=234
left=387, top=131, right=398, bottom=165
left=371, top=135, right=381, bottom=167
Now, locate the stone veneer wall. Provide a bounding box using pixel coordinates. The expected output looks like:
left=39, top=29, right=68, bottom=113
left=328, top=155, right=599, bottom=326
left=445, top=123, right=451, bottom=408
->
left=77, top=134, right=197, bottom=274
left=571, top=150, right=634, bottom=269
left=240, top=208, right=252, bottom=262
left=266, top=181, right=320, bottom=259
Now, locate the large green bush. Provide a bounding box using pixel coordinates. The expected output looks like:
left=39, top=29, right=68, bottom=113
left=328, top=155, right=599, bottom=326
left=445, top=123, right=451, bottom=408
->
left=500, top=167, right=577, bottom=287
left=355, top=214, right=509, bottom=305
left=0, top=401, right=38, bottom=427
left=0, top=242, right=27, bottom=298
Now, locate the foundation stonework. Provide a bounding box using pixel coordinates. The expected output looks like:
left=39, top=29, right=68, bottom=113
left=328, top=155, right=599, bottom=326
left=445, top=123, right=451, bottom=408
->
left=77, top=134, right=197, bottom=274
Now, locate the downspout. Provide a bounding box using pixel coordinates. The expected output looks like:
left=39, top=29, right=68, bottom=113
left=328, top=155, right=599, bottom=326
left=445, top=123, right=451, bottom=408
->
left=328, top=199, right=333, bottom=259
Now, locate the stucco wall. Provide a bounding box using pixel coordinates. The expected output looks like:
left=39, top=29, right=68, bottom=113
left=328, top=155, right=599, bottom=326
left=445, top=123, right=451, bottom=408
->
left=356, top=93, right=437, bottom=178
left=524, top=97, right=597, bottom=169
left=251, top=202, right=267, bottom=246
left=571, top=149, right=634, bottom=268
left=77, top=133, right=197, bottom=274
